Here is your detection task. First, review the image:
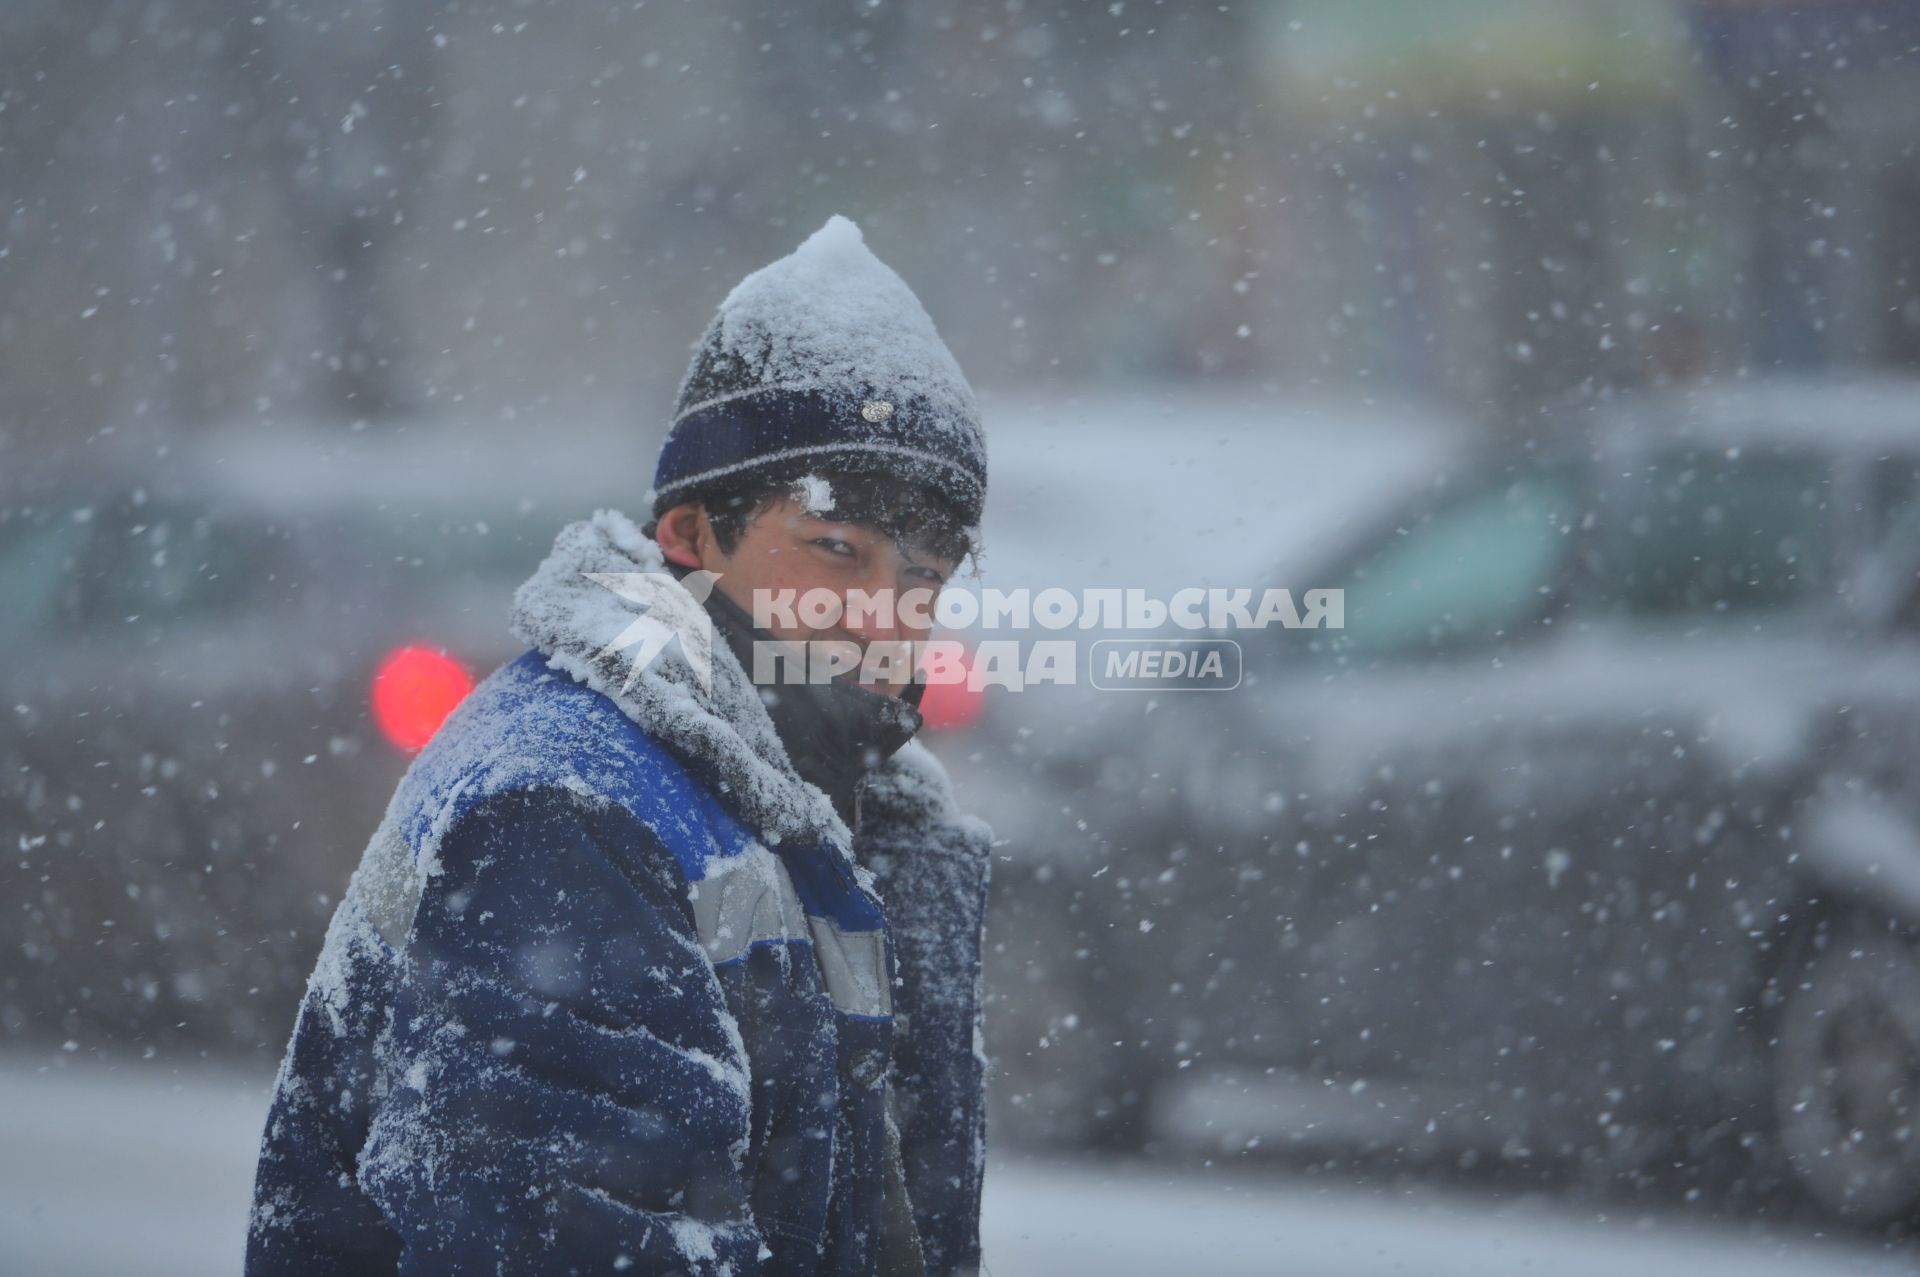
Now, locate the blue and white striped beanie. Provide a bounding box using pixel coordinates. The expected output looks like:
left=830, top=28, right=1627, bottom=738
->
left=651, top=215, right=988, bottom=530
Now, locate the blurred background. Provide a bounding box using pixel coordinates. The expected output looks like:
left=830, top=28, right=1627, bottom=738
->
left=6, top=0, right=1920, bottom=1272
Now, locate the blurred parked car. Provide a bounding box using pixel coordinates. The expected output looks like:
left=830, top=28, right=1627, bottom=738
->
left=960, top=378, right=1920, bottom=1225
left=0, top=419, right=641, bottom=1053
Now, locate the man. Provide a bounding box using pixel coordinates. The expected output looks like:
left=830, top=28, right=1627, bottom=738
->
left=249, top=215, right=993, bottom=1275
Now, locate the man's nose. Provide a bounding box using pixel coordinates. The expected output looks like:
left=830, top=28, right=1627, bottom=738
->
left=840, top=579, right=900, bottom=644
left=839, top=565, right=920, bottom=645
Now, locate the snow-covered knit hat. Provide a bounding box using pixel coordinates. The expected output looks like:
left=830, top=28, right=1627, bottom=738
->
left=651, top=215, right=988, bottom=530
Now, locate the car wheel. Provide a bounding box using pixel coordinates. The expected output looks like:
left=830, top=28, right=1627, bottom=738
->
left=1773, top=913, right=1920, bottom=1221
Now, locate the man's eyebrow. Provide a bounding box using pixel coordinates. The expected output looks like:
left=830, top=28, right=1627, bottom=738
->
left=794, top=509, right=955, bottom=566
left=897, top=539, right=957, bottom=573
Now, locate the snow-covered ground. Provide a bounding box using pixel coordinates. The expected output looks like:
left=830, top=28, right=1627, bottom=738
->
left=2, top=1055, right=1916, bottom=1276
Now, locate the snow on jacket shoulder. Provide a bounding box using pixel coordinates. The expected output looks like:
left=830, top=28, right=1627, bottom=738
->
left=247, top=511, right=992, bottom=1276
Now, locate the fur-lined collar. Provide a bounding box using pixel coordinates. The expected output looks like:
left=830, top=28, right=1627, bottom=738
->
left=507, top=508, right=975, bottom=865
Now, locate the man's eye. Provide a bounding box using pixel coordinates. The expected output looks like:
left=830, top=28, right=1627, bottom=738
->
left=906, top=565, right=947, bottom=586
left=813, top=536, right=855, bottom=556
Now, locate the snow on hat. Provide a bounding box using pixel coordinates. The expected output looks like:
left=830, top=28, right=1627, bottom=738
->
left=651, top=215, right=988, bottom=529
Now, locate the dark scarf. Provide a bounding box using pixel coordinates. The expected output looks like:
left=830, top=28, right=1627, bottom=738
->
left=691, top=574, right=925, bottom=830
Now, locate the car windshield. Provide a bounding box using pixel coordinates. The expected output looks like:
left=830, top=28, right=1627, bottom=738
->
left=319, top=505, right=564, bottom=589
left=1589, top=449, right=1835, bottom=619
left=1322, top=468, right=1579, bottom=662
left=0, top=511, right=91, bottom=643
left=1872, top=455, right=1920, bottom=553
left=81, top=503, right=292, bottom=628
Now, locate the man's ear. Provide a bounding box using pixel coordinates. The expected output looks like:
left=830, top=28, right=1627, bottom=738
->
left=653, top=501, right=711, bottom=570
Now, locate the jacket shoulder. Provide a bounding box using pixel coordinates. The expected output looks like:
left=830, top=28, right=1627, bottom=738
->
left=393, top=649, right=747, bottom=884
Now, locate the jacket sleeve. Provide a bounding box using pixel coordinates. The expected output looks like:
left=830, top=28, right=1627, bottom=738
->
left=858, top=751, right=994, bottom=1277
left=357, top=784, right=765, bottom=1275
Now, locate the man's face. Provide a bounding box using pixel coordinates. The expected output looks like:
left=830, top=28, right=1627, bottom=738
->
left=658, top=495, right=957, bottom=695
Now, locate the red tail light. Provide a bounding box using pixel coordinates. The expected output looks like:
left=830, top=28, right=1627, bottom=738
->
left=372, top=645, right=475, bottom=753
left=918, top=645, right=985, bottom=732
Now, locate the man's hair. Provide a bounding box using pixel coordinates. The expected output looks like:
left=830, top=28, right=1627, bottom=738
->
left=661, top=468, right=979, bottom=567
